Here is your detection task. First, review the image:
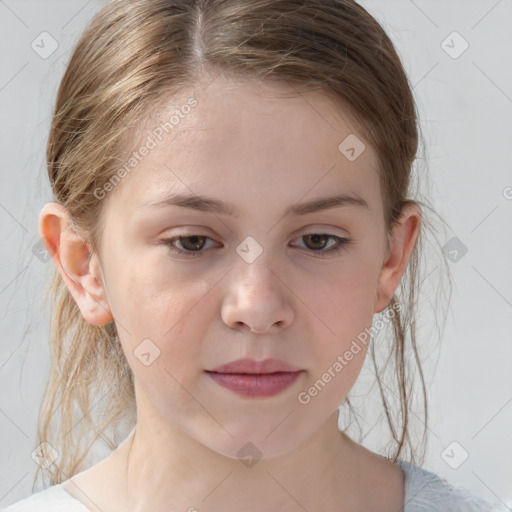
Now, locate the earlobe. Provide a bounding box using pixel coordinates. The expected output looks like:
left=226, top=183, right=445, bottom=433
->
left=374, top=204, right=421, bottom=313
left=38, top=203, right=114, bottom=326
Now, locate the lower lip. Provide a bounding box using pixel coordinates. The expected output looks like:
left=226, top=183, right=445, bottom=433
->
left=206, top=371, right=303, bottom=397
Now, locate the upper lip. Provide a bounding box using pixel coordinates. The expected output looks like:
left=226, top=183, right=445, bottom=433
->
left=207, top=358, right=302, bottom=374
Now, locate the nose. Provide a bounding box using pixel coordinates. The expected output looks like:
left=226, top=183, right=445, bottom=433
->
left=220, top=261, right=294, bottom=334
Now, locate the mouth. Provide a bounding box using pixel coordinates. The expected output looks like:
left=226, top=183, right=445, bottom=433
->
left=205, top=370, right=304, bottom=398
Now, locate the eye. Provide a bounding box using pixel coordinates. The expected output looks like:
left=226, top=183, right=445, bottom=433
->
left=161, top=235, right=219, bottom=258
left=291, top=233, right=352, bottom=258
left=161, top=233, right=351, bottom=259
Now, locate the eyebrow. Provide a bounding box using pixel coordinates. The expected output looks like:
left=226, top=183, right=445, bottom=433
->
left=143, top=192, right=369, bottom=217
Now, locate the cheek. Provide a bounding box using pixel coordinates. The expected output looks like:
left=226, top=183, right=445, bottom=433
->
left=306, top=258, right=380, bottom=336
left=114, top=267, right=214, bottom=416
left=111, top=255, right=213, bottom=373
left=300, top=258, right=380, bottom=391
left=115, top=248, right=208, bottom=327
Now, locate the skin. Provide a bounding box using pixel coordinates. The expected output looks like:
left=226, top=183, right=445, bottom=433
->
left=40, top=75, right=420, bottom=512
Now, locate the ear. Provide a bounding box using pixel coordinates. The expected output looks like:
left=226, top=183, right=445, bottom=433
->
left=374, top=203, right=421, bottom=313
left=38, top=202, right=113, bottom=326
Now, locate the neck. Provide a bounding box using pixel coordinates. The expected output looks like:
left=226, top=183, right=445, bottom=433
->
left=120, top=400, right=365, bottom=512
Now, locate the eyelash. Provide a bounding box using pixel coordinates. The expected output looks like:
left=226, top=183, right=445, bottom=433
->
left=161, top=233, right=352, bottom=259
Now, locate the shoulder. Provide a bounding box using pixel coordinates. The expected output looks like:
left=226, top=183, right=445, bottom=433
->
left=1, top=484, right=89, bottom=512
left=397, top=460, right=510, bottom=512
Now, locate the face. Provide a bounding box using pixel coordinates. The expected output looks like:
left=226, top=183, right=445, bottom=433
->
left=52, top=76, right=414, bottom=460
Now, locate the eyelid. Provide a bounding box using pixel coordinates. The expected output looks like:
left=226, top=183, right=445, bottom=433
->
left=160, top=231, right=352, bottom=259
left=159, top=226, right=347, bottom=245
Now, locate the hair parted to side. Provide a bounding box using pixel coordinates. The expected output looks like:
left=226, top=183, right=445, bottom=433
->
left=35, top=0, right=453, bottom=488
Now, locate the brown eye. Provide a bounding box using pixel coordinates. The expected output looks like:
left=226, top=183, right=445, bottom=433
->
left=303, top=234, right=331, bottom=250
left=293, top=233, right=352, bottom=258
left=177, top=235, right=207, bottom=251
left=161, top=235, right=218, bottom=258
left=161, top=233, right=351, bottom=260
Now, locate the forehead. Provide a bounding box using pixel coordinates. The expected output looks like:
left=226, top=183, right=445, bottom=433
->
left=111, top=76, right=382, bottom=218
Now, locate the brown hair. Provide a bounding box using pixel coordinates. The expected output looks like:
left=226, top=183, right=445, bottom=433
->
left=34, top=0, right=452, bottom=488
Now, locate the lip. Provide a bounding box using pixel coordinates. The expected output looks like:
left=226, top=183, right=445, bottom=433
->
left=208, top=358, right=302, bottom=374
left=205, top=358, right=304, bottom=398
left=206, top=371, right=303, bottom=398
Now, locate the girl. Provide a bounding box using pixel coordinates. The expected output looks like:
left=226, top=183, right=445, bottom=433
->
left=3, top=0, right=508, bottom=510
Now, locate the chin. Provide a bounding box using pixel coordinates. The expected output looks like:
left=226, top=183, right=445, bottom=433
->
left=200, top=425, right=308, bottom=463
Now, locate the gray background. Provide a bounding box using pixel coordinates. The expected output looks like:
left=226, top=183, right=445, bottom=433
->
left=1, top=0, right=511, bottom=508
